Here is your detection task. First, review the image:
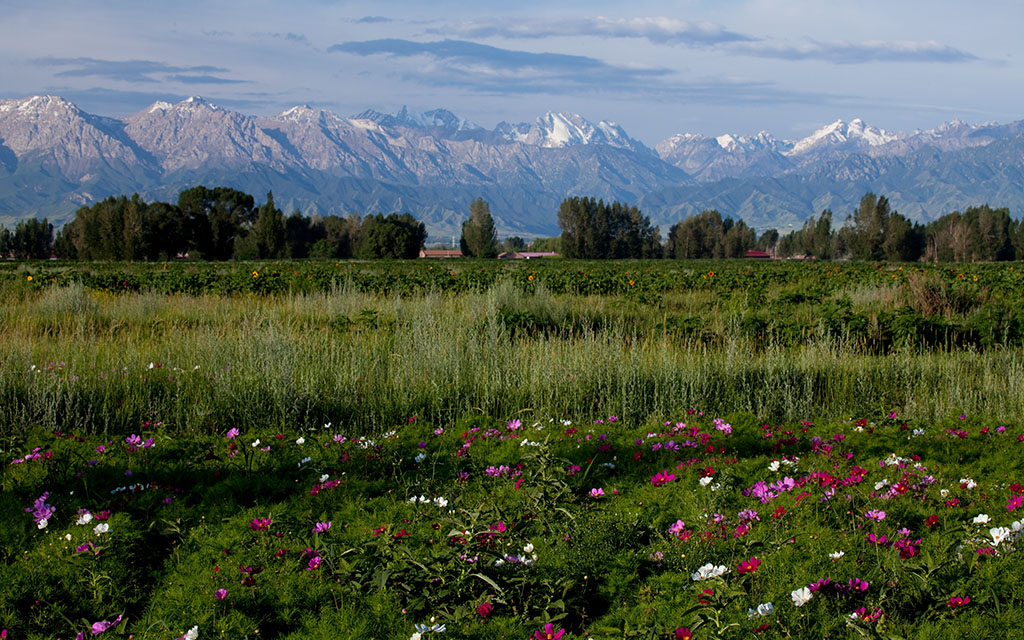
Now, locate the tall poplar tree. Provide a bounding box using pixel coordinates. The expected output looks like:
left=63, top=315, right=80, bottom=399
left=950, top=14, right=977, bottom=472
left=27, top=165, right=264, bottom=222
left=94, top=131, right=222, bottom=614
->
left=460, top=198, right=498, bottom=257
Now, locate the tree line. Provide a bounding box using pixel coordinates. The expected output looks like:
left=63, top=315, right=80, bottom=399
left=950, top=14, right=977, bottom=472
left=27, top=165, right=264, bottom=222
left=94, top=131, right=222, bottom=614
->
left=2, top=186, right=427, bottom=260
left=767, top=194, right=1024, bottom=262
left=3, top=188, right=1021, bottom=262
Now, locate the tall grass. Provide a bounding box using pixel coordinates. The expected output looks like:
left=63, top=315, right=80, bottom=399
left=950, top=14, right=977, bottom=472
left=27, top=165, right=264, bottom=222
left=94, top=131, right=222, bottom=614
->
left=0, top=282, right=1020, bottom=438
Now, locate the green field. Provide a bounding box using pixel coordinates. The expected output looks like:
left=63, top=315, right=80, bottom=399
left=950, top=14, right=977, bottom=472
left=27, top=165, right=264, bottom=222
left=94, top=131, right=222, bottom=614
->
left=2, top=259, right=1023, bottom=638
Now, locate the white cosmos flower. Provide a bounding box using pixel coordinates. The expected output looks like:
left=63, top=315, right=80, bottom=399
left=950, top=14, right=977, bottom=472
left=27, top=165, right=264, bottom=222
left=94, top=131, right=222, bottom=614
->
left=184, top=626, right=198, bottom=640
left=295, top=437, right=305, bottom=445
left=37, top=518, right=48, bottom=529
left=768, top=460, right=780, bottom=472
left=691, top=563, right=729, bottom=581
left=747, top=603, right=774, bottom=618
left=699, top=477, right=713, bottom=487
left=973, top=513, right=991, bottom=524
left=94, top=523, right=110, bottom=534
left=991, top=527, right=1012, bottom=546
left=76, top=512, right=93, bottom=525
left=791, top=587, right=813, bottom=606
left=829, top=550, right=845, bottom=559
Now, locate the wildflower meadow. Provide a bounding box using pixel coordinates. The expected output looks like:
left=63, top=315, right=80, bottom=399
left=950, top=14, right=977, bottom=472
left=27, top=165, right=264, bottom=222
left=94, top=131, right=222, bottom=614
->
left=2, top=259, right=1024, bottom=639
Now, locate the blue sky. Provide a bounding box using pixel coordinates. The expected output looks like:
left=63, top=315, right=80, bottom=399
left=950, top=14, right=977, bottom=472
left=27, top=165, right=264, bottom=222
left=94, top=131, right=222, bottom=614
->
left=1, top=0, right=1020, bottom=145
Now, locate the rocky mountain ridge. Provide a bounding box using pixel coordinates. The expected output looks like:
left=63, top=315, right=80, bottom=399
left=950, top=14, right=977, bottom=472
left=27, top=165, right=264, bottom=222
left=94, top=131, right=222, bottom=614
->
left=1, top=95, right=1022, bottom=237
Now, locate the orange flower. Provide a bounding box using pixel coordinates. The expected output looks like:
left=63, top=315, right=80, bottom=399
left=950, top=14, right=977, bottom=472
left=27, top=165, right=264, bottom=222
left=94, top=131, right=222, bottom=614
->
left=528, top=274, right=534, bottom=281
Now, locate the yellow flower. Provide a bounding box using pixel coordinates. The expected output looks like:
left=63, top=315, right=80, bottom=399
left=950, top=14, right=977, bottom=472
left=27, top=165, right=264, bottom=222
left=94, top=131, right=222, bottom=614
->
left=252, top=271, right=259, bottom=278
left=26, top=275, right=33, bottom=282
left=528, top=274, right=534, bottom=281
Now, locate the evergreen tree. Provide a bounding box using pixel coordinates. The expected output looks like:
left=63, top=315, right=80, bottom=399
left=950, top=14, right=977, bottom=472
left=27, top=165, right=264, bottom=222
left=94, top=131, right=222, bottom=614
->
left=852, top=193, right=889, bottom=260
left=460, top=198, right=498, bottom=257
left=251, top=191, right=286, bottom=258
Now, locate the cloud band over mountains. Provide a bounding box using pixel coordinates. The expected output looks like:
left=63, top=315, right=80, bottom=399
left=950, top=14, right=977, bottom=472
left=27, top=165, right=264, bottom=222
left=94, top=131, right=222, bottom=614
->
left=429, top=16, right=982, bottom=65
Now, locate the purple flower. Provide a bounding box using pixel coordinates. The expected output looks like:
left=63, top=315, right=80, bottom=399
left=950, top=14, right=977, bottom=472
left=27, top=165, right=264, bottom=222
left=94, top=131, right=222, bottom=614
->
left=226, top=428, right=239, bottom=439
left=215, top=588, right=228, bottom=601
left=865, top=509, right=886, bottom=522
left=589, top=488, right=605, bottom=498
left=313, top=521, right=332, bottom=534
left=91, top=614, right=123, bottom=635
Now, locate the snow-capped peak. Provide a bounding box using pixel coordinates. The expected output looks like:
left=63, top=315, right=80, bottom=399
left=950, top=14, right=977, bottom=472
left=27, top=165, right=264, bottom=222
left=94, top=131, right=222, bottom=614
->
left=177, top=96, right=218, bottom=111
left=352, top=106, right=480, bottom=133
left=148, top=101, right=173, bottom=114
left=280, top=104, right=327, bottom=120
left=786, top=118, right=899, bottom=155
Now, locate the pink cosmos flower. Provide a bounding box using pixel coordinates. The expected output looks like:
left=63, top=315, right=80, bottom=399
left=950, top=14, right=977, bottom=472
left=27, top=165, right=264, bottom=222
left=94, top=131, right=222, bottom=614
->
left=215, top=588, right=228, bottom=600
left=249, top=517, right=271, bottom=531
left=737, top=556, right=761, bottom=574
left=651, top=470, right=676, bottom=487
left=948, top=595, right=970, bottom=608
left=533, top=623, right=565, bottom=640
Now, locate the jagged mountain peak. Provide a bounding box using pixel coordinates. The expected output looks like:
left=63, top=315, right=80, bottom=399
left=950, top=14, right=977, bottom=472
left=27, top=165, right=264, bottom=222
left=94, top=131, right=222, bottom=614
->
left=0, top=95, right=82, bottom=117
left=353, top=106, right=481, bottom=133
left=178, top=96, right=219, bottom=110
left=496, top=111, right=653, bottom=155
left=786, top=118, right=900, bottom=155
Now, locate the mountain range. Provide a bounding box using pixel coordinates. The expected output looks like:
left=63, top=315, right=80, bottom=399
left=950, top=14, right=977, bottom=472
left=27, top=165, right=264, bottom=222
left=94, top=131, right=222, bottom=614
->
left=1, top=94, right=1022, bottom=238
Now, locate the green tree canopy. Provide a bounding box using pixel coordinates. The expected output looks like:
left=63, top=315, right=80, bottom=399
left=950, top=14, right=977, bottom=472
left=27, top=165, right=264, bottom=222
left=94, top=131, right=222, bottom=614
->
left=460, top=198, right=499, bottom=258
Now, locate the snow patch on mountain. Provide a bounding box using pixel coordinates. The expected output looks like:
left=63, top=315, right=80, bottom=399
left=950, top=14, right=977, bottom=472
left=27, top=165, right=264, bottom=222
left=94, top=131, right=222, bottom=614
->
left=786, top=118, right=900, bottom=156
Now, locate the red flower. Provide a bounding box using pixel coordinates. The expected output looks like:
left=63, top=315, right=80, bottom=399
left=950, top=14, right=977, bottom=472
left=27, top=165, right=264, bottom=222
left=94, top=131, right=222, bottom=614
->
left=925, top=514, right=939, bottom=527
left=477, top=602, right=493, bottom=618
left=737, top=556, right=761, bottom=574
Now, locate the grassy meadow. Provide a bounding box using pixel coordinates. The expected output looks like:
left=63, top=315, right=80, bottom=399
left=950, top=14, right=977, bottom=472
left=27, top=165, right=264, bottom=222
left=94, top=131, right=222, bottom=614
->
left=1, top=259, right=1023, bottom=639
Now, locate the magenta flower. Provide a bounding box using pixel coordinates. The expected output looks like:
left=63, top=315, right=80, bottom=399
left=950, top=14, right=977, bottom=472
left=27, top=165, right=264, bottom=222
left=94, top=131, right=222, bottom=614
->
left=226, top=428, right=239, bottom=439
left=589, top=488, right=605, bottom=498
left=249, top=517, right=271, bottom=531
left=533, top=623, right=565, bottom=640
left=865, top=509, right=886, bottom=522
left=306, top=555, right=322, bottom=571
left=1007, top=494, right=1023, bottom=511
left=651, top=470, right=676, bottom=487
left=848, top=578, right=869, bottom=593
left=313, top=521, right=332, bottom=534
left=948, top=595, right=970, bottom=608
left=215, top=588, right=228, bottom=600
left=737, top=556, right=761, bottom=574
left=91, top=614, right=123, bottom=635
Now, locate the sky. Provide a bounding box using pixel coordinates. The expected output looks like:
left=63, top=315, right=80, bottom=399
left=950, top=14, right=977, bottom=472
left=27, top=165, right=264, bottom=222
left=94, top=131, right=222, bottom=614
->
left=1, top=0, right=1021, bottom=146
